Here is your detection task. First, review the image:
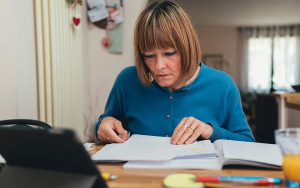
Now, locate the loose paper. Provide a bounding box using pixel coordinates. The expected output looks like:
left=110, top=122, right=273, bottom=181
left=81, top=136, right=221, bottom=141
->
left=92, top=134, right=189, bottom=161
left=0, top=154, right=6, bottom=163
left=88, top=8, right=109, bottom=23
left=83, top=143, right=95, bottom=151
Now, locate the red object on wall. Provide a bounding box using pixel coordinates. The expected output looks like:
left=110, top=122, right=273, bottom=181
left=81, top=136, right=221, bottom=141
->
left=73, top=17, right=80, bottom=26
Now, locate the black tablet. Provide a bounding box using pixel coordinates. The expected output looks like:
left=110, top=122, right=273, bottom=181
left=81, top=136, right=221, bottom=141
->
left=0, top=128, right=107, bottom=188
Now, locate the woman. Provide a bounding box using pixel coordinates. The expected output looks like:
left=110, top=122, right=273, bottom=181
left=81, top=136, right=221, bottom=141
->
left=94, top=1, right=254, bottom=145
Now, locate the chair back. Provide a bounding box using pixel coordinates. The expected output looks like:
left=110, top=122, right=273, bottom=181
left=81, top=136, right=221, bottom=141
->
left=0, top=119, right=52, bottom=130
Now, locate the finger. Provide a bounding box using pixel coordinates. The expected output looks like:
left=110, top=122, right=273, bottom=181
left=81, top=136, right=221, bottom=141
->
left=171, top=121, right=188, bottom=144
left=177, top=121, right=198, bottom=145
left=172, top=117, right=187, bottom=138
left=106, top=128, right=126, bottom=143
left=185, top=122, right=203, bottom=144
left=171, top=117, right=195, bottom=144
left=98, top=131, right=111, bottom=143
left=113, top=120, right=128, bottom=135
left=119, top=134, right=129, bottom=141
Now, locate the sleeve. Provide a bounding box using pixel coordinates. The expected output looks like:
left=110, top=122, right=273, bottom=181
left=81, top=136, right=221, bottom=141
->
left=209, top=84, right=255, bottom=142
left=94, top=75, right=127, bottom=143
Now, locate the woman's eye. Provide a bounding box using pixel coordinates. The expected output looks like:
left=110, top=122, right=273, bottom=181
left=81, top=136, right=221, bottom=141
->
left=144, top=54, right=155, bottom=59
left=165, top=52, right=176, bottom=56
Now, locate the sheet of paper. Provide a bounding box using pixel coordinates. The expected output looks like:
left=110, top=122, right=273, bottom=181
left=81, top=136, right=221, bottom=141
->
left=87, top=0, right=106, bottom=9
left=0, top=154, right=6, bottom=163
left=83, top=143, right=94, bottom=151
left=222, top=140, right=283, bottom=166
left=92, top=134, right=189, bottom=161
left=123, top=158, right=221, bottom=170
left=106, top=0, right=121, bottom=7
left=174, top=140, right=218, bottom=159
left=88, top=8, right=109, bottom=22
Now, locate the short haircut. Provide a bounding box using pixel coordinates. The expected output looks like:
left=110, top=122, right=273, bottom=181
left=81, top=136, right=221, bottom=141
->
left=134, top=1, right=201, bottom=86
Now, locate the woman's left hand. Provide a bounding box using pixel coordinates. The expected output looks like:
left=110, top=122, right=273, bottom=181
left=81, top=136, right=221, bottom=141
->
left=171, top=117, right=213, bottom=145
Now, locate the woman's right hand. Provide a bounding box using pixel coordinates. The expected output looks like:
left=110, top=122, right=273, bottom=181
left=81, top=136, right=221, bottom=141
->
left=97, top=117, right=129, bottom=143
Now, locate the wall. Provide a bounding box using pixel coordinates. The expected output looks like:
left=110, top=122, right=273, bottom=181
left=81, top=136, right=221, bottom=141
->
left=195, top=26, right=240, bottom=87
left=196, top=25, right=299, bottom=128
left=0, top=0, right=17, bottom=119
left=0, top=0, right=38, bottom=120
left=82, top=0, right=148, bottom=141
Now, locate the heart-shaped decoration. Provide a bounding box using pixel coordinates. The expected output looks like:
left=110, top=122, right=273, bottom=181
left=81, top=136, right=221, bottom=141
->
left=102, top=37, right=111, bottom=48
left=73, top=17, right=80, bottom=26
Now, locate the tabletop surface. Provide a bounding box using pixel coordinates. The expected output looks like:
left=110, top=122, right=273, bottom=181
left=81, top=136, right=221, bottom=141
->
left=89, top=144, right=288, bottom=188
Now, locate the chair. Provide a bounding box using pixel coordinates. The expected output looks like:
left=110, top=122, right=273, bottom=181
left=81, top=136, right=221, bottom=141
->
left=0, top=119, right=52, bottom=130
left=254, top=95, right=278, bottom=144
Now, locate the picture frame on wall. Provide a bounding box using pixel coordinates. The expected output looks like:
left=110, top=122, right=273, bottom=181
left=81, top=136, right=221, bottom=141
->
left=203, top=54, right=224, bottom=71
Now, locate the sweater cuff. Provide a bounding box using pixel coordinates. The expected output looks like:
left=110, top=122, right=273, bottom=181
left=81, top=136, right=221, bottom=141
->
left=94, top=116, right=109, bottom=143
left=208, top=123, right=223, bottom=142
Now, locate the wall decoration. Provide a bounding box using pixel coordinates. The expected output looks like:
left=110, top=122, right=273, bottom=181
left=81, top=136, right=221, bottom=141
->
left=87, top=0, right=124, bottom=53
left=102, top=25, right=111, bottom=48
left=87, top=0, right=109, bottom=24
left=108, top=22, right=124, bottom=53
left=69, top=0, right=82, bottom=5
left=203, top=54, right=224, bottom=71
left=69, top=0, right=82, bottom=27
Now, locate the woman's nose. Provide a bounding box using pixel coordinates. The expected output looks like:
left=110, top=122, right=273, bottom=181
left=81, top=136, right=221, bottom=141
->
left=155, top=56, right=166, bottom=70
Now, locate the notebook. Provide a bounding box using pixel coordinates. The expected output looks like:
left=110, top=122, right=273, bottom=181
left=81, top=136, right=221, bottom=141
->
left=123, top=139, right=283, bottom=170
left=0, top=128, right=107, bottom=188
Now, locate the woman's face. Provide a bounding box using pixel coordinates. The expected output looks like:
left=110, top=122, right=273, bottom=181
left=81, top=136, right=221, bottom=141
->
left=144, top=47, right=182, bottom=91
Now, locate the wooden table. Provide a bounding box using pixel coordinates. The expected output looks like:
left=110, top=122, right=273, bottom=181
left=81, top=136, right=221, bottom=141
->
left=89, top=144, right=287, bottom=188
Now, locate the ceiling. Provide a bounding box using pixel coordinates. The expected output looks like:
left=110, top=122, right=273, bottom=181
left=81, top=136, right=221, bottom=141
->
left=148, top=0, right=300, bottom=26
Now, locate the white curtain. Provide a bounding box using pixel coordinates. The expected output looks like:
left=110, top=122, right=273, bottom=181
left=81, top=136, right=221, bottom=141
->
left=239, top=25, right=300, bottom=93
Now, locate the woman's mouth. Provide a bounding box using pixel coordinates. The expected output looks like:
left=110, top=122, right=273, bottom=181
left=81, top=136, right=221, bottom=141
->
left=157, top=74, right=170, bottom=79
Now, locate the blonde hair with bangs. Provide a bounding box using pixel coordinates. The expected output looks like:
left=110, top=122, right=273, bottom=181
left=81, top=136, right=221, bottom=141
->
left=134, top=1, right=201, bottom=86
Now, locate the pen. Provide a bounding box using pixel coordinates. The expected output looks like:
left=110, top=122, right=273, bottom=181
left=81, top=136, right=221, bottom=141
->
left=191, top=176, right=281, bottom=184
left=101, top=173, right=119, bottom=181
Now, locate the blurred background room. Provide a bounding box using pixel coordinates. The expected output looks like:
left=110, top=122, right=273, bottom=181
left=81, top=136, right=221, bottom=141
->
left=1, top=0, right=299, bottom=143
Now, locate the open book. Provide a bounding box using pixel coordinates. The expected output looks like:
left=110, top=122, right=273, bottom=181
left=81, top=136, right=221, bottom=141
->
left=123, top=139, right=283, bottom=170
left=91, top=134, right=282, bottom=170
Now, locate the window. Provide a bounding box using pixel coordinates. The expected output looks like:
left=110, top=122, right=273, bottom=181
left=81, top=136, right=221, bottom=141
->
left=273, top=37, right=298, bottom=90
left=248, top=38, right=272, bottom=91
left=247, top=34, right=299, bottom=92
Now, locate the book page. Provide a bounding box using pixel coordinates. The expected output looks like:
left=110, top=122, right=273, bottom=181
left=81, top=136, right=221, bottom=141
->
left=222, top=140, right=282, bottom=166
left=92, top=134, right=189, bottom=161
left=83, top=143, right=94, bottom=151
left=123, top=158, right=221, bottom=170
left=174, top=140, right=218, bottom=159
left=212, top=140, right=227, bottom=166
left=124, top=140, right=222, bottom=170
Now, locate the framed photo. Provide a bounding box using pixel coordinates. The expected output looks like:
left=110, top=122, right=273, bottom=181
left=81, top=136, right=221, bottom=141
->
left=203, top=54, right=224, bottom=71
